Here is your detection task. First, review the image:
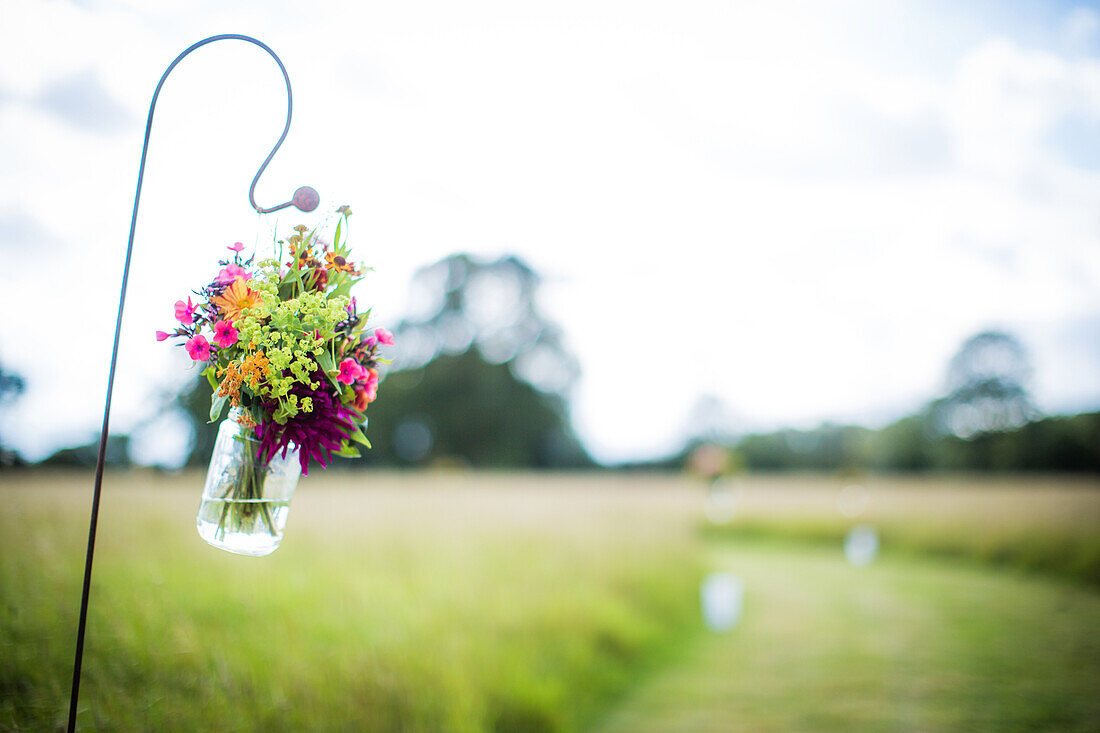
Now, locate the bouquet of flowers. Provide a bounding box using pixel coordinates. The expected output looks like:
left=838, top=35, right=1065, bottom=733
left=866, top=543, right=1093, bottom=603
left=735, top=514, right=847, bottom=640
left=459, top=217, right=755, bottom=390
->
left=157, top=206, right=392, bottom=552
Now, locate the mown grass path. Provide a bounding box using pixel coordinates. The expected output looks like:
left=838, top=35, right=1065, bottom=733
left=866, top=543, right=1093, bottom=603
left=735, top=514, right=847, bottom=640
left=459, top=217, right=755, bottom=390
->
left=595, top=541, right=1100, bottom=732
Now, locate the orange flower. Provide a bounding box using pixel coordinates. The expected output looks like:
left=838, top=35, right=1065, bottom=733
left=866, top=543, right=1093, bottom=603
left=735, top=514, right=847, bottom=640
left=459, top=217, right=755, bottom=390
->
left=240, top=350, right=272, bottom=389
left=324, top=251, right=359, bottom=274
left=217, top=362, right=244, bottom=406
left=212, top=279, right=262, bottom=321
left=352, top=385, right=373, bottom=411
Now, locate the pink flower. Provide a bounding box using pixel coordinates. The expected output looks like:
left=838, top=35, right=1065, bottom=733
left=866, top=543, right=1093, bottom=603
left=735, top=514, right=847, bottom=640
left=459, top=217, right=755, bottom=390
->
left=174, top=298, right=196, bottom=326
left=216, top=264, right=253, bottom=284
left=227, top=241, right=246, bottom=252
left=336, top=358, right=366, bottom=385
left=353, top=381, right=376, bottom=410
left=212, top=320, right=238, bottom=348
left=155, top=331, right=170, bottom=342
left=353, top=369, right=379, bottom=410
left=374, top=327, right=395, bottom=346
left=185, top=335, right=211, bottom=361
left=363, top=335, right=377, bottom=348
left=352, top=386, right=372, bottom=411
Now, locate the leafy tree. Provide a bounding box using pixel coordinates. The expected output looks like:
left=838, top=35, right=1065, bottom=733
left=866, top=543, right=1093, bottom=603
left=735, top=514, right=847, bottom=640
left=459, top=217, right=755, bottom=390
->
left=40, top=435, right=131, bottom=468
left=0, top=366, right=24, bottom=403
left=177, top=374, right=219, bottom=467
left=0, top=363, right=26, bottom=468
left=932, top=330, right=1038, bottom=438
left=356, top=350, right=589, bottom=467
left=395, top=253, right=578, bottom=391
left=863, top=413, right=935, bottom=471
left=684, top=395, right=738, bottom=445
left=360, top=253, right=591, bottom=468
left=680, top=410, right=1100, bottom=474
left=736, top=424, right=869, bottom=471
left=668, top=329, right=1096, bottom=473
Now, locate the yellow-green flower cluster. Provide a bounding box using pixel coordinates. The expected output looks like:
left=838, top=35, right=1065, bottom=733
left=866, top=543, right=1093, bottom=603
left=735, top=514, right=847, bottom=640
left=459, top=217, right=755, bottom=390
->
left=232, top=263, right=350, bottom=422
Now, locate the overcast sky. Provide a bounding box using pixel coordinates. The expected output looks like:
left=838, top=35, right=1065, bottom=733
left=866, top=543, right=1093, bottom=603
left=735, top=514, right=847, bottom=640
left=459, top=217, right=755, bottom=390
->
left=1, top=0, right=1098, bottom=464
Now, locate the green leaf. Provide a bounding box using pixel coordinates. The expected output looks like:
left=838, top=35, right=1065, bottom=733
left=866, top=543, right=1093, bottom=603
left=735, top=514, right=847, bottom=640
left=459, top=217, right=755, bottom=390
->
left=203, top=366, right=219, bottom=391
left=315, top=349, right=342, bottom=390
left=334, top=219, right=342, bottom=249
left=316, top=350, right=335, bottom=374
left=328, top=277, right=356, bottom=301
left=209, top=394, right=229, bottom=424
left=280, top=264, right=306, bottom=298
left=349, top=307, right=373, bottom=336
left=349, top=423, right=372, bottom=448
left=335, top=443, right=360, bottom=458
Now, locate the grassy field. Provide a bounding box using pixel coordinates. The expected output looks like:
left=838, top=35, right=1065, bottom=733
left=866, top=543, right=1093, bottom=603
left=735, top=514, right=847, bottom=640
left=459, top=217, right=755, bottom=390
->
left=599, top=543, right=1100, bottom=732
left=699, top=473, right=1100, bottom=585
left=0, top=471, right=702, bottom=731
left=0, top=470, right=1098, bottom=731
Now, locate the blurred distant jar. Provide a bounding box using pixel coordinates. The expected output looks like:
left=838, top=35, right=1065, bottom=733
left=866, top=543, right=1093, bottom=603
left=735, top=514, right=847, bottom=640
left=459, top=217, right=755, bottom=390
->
left=687, top=444, right=747, bottom=525
left=687, top=443, right=744, bottom=481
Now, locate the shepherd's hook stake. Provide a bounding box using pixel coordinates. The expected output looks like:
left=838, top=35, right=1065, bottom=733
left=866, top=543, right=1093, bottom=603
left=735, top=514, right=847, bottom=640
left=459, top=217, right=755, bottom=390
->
left=67, top=34, right=319, bottom=732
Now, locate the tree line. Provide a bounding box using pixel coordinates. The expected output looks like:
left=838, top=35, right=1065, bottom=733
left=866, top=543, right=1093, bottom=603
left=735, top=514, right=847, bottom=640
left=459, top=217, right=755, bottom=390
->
left=3, top=256, right=1096, bottom=474
left=676, top=410, right=1099, bottom=474
left=669, top=331, right=1099, bottom=473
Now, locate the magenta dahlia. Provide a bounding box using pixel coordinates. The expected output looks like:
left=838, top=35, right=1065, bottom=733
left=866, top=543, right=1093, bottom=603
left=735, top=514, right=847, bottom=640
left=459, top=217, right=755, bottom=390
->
left=254, top=376, right=358, bottom=476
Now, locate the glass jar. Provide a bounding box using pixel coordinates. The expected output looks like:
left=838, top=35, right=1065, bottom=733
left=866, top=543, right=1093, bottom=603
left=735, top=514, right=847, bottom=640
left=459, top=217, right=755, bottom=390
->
left=196, top=409, right=302, bottom=556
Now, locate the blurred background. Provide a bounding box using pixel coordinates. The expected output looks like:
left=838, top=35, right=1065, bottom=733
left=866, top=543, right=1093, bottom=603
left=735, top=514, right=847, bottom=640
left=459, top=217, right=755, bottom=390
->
left=1, top=1, right=1099, bottom=731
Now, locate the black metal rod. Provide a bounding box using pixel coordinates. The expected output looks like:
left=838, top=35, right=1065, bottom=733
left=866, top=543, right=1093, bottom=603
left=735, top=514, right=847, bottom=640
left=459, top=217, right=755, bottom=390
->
left=67, top=34, right=318, bottom=732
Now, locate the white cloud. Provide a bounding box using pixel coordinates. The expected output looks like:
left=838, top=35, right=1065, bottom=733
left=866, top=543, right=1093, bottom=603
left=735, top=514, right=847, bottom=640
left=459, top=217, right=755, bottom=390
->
left=1, top=0, right=1098, bottom=463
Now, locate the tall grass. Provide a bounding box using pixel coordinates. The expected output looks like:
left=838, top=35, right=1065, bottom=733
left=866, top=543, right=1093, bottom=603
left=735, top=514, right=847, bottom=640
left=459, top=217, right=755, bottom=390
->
left=699, top=473, right=1100, bottom=586
left=0, top=471, right=702, bottom=732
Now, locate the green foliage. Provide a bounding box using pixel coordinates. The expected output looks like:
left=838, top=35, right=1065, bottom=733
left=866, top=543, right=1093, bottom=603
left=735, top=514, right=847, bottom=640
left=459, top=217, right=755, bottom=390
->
left=0, top=365, right=24, bottom=405
left=734, top=424, right=870, bottom=472
left=396, top=253, right=574, bottom=378
left=355, top=252, right=591, bottom=468
left=728, top=411, right=1100, bottom=473
left=357, top=350, right=591, bottom=468
left=675, top=329, right=1097, bottom=474
left=234, top=276, right=349, bottom=421
left=933, top=329, right=1037, bottom=437
left=0, top=474, right=700, bottom=732
left=37, top=435, right=131, bottom=468
left=0, top=361, right=26, bottom=468
left=180, top=374, right=219, bottom=467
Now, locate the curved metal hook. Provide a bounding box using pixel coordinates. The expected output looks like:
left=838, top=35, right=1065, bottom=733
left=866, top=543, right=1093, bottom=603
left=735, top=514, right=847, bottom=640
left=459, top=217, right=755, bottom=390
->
left=147, top=33, right=319, bottom=214
left=68, top=34, right=317, bottom=733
